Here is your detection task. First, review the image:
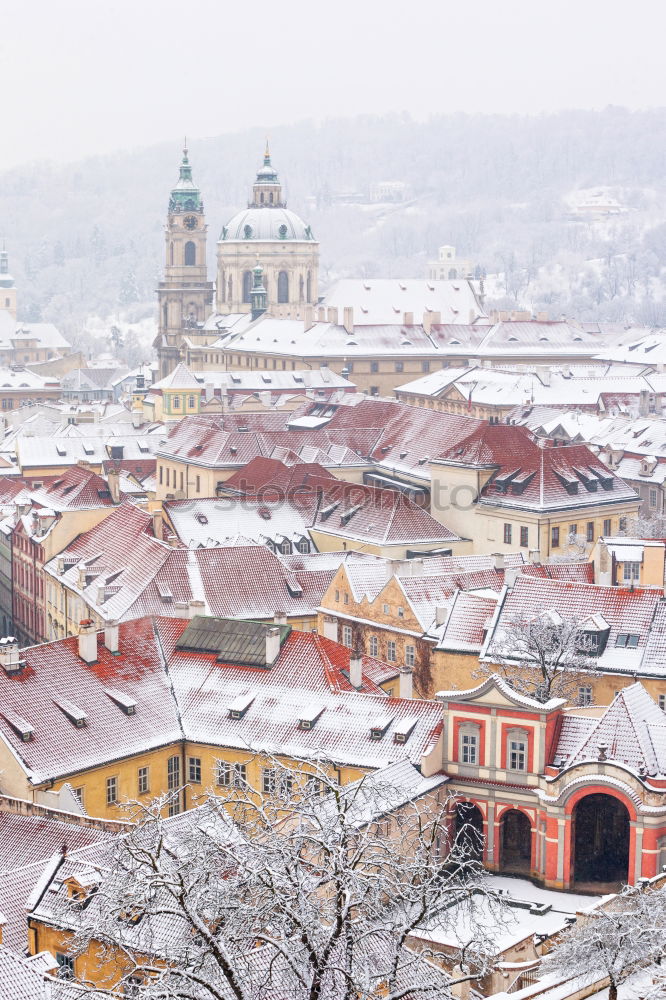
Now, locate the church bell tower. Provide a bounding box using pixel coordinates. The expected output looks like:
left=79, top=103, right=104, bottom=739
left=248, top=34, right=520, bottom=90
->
left=155, top=145, right=214, bottom=377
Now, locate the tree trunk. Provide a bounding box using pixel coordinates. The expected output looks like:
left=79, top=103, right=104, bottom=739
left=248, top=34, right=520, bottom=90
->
left=608, top=980, right=618, bottom=1000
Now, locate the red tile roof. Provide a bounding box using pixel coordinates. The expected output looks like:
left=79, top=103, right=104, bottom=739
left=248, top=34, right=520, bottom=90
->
left=0, top=619, right=443, bottom=781
left=29, top=464, right=117, bottom=510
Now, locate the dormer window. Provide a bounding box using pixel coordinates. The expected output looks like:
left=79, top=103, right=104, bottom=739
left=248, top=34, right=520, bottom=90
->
left=370, top=716, right=393, bottom=741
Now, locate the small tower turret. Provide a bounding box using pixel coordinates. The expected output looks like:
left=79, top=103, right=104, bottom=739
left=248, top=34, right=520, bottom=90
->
left=155, top=143, right=214, bottom=378
left=250, top=140, right=285, bottom=208
left=250, top=260, right=268, bottom=321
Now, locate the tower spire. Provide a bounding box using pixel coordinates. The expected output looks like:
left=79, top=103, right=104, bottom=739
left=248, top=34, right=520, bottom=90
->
left=264, top=138, right=271, bottom=165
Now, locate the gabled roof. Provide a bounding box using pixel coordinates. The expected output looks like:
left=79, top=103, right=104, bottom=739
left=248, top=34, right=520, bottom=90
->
left=28, top=464, right=116, bottom=510
left=436, top=673, right=565, bottom=712
left=554, top=683, right=666, bottom=777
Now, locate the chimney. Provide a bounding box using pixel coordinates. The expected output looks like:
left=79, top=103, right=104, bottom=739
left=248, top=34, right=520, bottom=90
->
left=317, top=306, right=326, bottom=322
left=435, top=605, right=449, bottom=626
left=104, top=620, right=119, bottom=655
left=403, top=311, right=414, bottom=326
left=167, top=533, right=179, bottom=548
left=188, top=599, right=205, bottom=619
left=304, top=305, right=315, bottom=332
left=343, top=306, right=354, bottom=335
left=78, top=620, right=98, bottom=664
left=399, top=664, right=413, bottom=699
left=0, top=636, right=21, bottom=675
left=152, top=507, right=163, bottom=539
left=529, top=548, right=541, bottom=565
left=504, top=566, right=521, bottom=588
left=273, top=611, right=288, bottom=625
left=131, top=407, right=143, bottom=429
left=492, top=552, right=506, bottom=570
left=423, top=310, right=432, bottom=335
left=349, top=648, right=362, bottom=688
left=265, top=625, right=281, bottom=665
left=536, top=310, right=549, bottom=322
left=107, top=468, right=121, bottom=504
left=327, top=306, right=339, bottom=325
left=639, top=389, right=650, bottom=417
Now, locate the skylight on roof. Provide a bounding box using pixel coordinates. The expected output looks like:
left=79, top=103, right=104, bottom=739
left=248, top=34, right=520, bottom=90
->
left=54, top=697, right=87, bottom=728
left=298, top=705, right=325, bottom=730
left=227, top=693, right=255, bottom=719
left=104, top=688, right=137, bottom=715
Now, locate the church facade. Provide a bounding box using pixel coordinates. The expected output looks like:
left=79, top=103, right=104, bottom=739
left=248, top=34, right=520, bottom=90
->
left=154, top=144, right=319, bottom=377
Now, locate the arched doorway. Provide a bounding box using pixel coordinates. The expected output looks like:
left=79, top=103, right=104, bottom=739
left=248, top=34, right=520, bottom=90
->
left=454, top=802, right=484, bottom=862
left=572, top=794, right=629, bottom=886
left=500, top=810, right=531, bottom=873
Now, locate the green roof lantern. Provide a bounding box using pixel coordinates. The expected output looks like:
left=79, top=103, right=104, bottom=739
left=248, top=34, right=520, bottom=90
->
left=169, top=139, right=203, bottom=213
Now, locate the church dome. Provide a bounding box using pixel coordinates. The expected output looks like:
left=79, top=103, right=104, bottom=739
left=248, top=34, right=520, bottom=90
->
left=220, top=206, right=314, bottom=243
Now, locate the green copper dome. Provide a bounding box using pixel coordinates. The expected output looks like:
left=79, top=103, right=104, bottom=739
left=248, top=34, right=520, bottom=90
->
left=169, top=144, right=203, bottom=213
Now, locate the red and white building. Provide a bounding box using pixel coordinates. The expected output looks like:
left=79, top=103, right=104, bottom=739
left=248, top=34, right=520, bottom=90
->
left=439, top=675, right=666, bottom=891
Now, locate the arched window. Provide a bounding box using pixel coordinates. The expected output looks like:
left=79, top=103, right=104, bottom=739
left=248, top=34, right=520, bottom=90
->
left=299, top=275, right=304, bottom=302
left=260, top=192, right=265, bottom=204
left=220, top=271, right=226, bottom=303
left=306, top=270, right=312, bottom=303
left=277, top=271, right=289, bottom=303
left=296, top=538, right=310, bottom=553
left=227, top=275, right=233, bottom=302
left=279, top=539, right=292, bottom=554
left=242, top=270, right=252, bottom=304
left=448, top=268, right=457, bottom=279
left=172, top=395, right=181, bottom=409
left=169, top=242, right=174, bottom=266
left=184, top=241, right=196, bottom=266
left=506, top=728, right=529, bottom=771
left=269, top=192, right=274, bottom=204
left=188, top=395, right=196, bottom=408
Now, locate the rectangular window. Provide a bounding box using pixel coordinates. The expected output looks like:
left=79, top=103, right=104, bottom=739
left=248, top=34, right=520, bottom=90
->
left=603, top=518, right=612, bottom=535
left=578, top=686, right=593, bottom=706
left=196, top=475, right=201, bottom=493
left=551, top=527, right=560, bottom=548
left=395, top=361, right=404, bottom=372
left=397, top=605, right=404, bottom=618
left=659, top=694, right=666, bottom=712
left=262, top=768, right=292, bottom=798
left=508, top=738, right=527, bottom=771
left=72, top=786, right=84, bottom=807
left=520, top=526, right=528, bottom=548
left=342, top=625, right=353, bottom=647
left=167, top=755, right=181, bottom=790
left=569, top=523, right=578, bottom=537
left=343, top=591, right=349, bottom=604
left=159, top=465, right=163, bottom=485
left=503, top=523, right=512, bottom=544
left=623, top=561, right=640, bottom=581
left=460, top=731, right=478, bottom=765
left=188, top=757, right=201, bottom=784
left=650, top=488, right=658, bottom=509
left=370, top=361, right=379, bottom=373
left=369, top=635, right=378, bottom=657
left=587, top=521, right=595, bottom=543
left=137, top=767, right=149, bottom=795
left=55, top=953, right=75, bottom=980
left=422, top=361, right=430, bottom=373
left=106, top=776, right=118, bottom=805
left=387, top=640, right=397, bottom=662
left=405, top=644, right=415, bottom=667
left=217, top=761, right=247, bottom=788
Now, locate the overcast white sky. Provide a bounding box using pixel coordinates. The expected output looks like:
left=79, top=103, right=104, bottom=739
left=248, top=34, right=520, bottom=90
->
left=2, top=0, right=665, bottom=171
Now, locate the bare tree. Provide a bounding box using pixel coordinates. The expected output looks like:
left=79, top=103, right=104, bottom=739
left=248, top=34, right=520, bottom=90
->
left=56, top=758, right=505, bottom=1000
left=540, top=883, right=666, bottom=1000
left=481, top=610, right=600, bottom=703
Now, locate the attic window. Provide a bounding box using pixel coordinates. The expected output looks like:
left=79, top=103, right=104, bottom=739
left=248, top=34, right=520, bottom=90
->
left=261, top=374, right=272, bottom=384
left=54, top=697, right=87, bottom=728
left=394, top=717, right=417, bottom=744
left=319, top=501, right=340, bottom=521
left=292, top=374, right=304, bottom=383
left=157, top=583, right=173, bottom=603
left=231, top=373, right=242, bottom=383
left=196, top=513, right=209, bottom=525
left=138, top=442, right=149, bottom=453
left=2, top=709, right=34, bottom=742
left=370, top=716, right=393, bottom=741
left=258, top=506, right=271, bottom=520
left=104, top=688, right=137, bottom=715
left=56, top=445, right=67, bottom=457
left=227, top=693, right=255, bottom=719
left=83, top=444, right=95, bottom=456
left=298, top=705, right=325, bottom=730
left=615, top=633, right=639, bottom=648
left=340, top=503, right=364, bottom=525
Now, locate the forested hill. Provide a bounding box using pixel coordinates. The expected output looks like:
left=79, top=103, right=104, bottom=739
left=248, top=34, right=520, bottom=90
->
left=3, top=107, right=666, bottom=344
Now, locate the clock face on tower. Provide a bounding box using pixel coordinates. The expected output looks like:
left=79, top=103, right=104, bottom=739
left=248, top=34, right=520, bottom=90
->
left=184, top=215, right=198, bottom=230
